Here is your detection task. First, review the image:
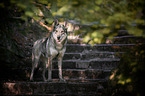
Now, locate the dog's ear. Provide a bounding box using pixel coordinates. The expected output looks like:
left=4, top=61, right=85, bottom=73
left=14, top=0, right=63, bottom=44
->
left=52, top=19, right=59, bottom=31
left=64, top=21, right=67, bottom=27
left=53, top=19, right=59, bottom=26
left=63, top=21, right=68, bottom=33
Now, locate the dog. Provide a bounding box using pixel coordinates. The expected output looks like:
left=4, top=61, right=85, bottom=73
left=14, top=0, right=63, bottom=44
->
left=30, top=19, right=67, bottom=82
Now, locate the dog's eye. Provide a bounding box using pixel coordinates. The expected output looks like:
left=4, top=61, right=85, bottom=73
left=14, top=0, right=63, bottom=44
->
left=61, top=31, right=64, bottom=34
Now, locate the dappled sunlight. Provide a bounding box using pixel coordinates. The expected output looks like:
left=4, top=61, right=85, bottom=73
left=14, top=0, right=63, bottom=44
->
left=2, top=83, right=33, bottom=95
left=3, top=83, right=18, bottom=94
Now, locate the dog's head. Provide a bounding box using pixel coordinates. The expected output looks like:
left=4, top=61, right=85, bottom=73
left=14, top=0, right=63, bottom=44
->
left=52, top=19, right=67, bottom=42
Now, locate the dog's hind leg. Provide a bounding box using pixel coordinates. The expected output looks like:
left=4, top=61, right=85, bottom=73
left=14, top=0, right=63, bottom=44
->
left=42, top=58, right=48, bottom=82
left=42, top=68, right=47, bottom=82
left=30, top=54, right=35, bottom=81
left=30, top=59, right=39, bottom=81
left=30, top=66, right=35, bottom=81
left=48, top=57, right=52, bottom=81
left=30, top=53, right=40, bottom=81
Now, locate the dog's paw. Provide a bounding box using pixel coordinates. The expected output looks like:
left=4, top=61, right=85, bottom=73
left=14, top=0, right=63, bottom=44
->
left=30, top=79, right=34, bottom=82
left=43, top=79, right=48, bottom=82
left=47, top=79, right=53, bottom=82
left=59, top=79, right=66, bottom=83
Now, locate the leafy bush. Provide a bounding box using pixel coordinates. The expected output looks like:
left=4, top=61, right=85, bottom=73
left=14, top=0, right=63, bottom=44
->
left=108, top=41, right=145, bottom=96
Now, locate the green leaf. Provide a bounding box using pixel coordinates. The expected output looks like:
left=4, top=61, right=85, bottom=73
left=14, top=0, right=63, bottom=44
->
left=33, top=16, right=40, bottom=20
left=128, top=28, right=143, bottom=36
left=95, top=0, right=103, bottom=5
left=94, top=6, right=100, bottom=11
left=17, top=2, right=26, bottom=9
left=32, top=7, right=40, bottom=15
left=83, top=33, right=91, bottom=43
left=91, top=31, right=98, bottom=38
left=45, top=18, right=53, bottom=24
left=88, top=9, right=94, bottom=14
left=25, top=11, right=34, bottom=17
left=37, top=0, right=48, bottom=4
left=55, top=5, right=71, bottom=16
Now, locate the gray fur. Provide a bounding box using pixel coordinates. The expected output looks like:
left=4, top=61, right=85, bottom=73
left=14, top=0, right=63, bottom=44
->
left=30, top=20, right=67, bottom=82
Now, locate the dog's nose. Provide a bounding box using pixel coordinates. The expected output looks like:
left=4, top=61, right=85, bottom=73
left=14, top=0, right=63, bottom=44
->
left=57, top=35, right=61, bottom=40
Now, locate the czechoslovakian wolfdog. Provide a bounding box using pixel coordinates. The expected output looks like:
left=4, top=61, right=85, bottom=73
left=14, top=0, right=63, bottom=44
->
left=30, top=19, right=67, bottom=82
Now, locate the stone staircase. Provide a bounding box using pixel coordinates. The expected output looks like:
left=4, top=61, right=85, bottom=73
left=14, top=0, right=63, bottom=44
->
left=0, top=35, right=136, bottom=95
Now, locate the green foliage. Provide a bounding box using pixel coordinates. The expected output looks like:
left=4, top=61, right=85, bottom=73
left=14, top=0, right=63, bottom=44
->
left=109, top=43, right=145, bottom=96
left=1, top=0, right=144, bottom=44
left=67, top=0, right=145, bottom=44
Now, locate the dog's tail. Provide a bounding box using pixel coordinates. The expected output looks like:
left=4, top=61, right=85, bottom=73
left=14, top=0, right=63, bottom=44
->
left=32, top=48, right=42, bottom=68
left=32, top=50, right=39, bottom=68
left=32, top=51, right=34, bottom=65
left=32, top=51, right=36, bottom=68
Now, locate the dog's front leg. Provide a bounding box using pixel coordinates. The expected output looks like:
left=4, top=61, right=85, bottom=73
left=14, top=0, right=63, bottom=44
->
left=58, top=57, right=65, bottom=82
left=48, top=57, right=52, bottom=81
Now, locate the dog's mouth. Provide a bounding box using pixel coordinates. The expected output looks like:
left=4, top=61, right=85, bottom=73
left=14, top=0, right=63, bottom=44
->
left=57, top=36, right=61, bottom=42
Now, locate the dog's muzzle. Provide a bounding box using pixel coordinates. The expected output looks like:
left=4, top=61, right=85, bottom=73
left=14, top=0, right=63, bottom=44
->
left=57, top=35, right=61, bottom=41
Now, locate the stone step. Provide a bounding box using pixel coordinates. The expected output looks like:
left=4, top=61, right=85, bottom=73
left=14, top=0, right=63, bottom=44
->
left=1, top=59, right=119, bottom=81
left=1, top=81, right=105, bottom=95
left=63, top=52, right=123, bottom=60
left=1, top=58, right=119, bottom=81
left=6, top=59, right=120, bottom=69
left=33, top=69, right=111, bottom=81
left=23, top=52, right=122, bottom=61
left=112, top=35, right=145, bottom=44
left=63, top=53, right=81, bottom=60
left=66, top=44, right=135, bottom=53
left=56, top=59, right=120, bottom=69
left=1, top=68, right=111, bottom=81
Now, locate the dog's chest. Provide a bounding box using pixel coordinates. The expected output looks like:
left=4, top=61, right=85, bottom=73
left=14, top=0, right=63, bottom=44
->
left=56, top=43, right=63, bottom=50
left=49, top=47, right=58, bottom=58
left=49, top=46, right=65, bottom=59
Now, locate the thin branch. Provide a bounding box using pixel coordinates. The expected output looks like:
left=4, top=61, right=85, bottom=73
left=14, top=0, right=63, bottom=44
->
left=33, top=17, right=52, bottom=32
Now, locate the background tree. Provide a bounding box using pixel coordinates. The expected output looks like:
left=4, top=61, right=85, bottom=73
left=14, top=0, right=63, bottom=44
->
left=3, top=0, right=144, bottom=44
